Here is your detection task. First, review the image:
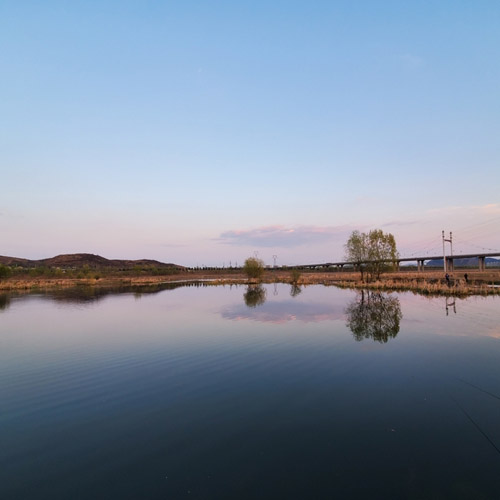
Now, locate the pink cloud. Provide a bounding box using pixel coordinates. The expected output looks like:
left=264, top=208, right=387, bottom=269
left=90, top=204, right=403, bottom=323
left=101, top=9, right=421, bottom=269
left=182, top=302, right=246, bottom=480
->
left=217, top=225, right=354, bottom=248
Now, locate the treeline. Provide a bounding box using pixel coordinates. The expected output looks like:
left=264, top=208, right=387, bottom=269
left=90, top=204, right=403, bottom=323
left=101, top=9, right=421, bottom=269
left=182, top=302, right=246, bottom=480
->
left=0, top=264, right=181, bottom=280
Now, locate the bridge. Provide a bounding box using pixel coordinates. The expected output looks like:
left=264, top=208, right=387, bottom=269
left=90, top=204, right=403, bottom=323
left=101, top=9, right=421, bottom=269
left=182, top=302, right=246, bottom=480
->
left=289, top=252, right=500, bottom=272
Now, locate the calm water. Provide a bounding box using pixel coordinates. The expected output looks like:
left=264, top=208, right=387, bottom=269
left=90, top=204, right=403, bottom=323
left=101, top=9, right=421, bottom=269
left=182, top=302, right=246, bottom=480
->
left=1, top=284, right=500, bottom=499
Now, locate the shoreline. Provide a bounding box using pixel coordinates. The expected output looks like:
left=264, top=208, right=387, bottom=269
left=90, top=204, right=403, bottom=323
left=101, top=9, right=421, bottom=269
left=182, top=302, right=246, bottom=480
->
left=1, top=269, right=500, bottom=297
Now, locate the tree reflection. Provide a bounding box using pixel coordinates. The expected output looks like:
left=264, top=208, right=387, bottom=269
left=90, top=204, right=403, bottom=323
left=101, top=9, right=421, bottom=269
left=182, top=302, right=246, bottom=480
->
left=243, top=284, right=267, bottom=308
left=290, top=284, right=302, bottom=297
left=345, top=291, right=402, bottom=343
left=0, top=294, right=10, bottom=312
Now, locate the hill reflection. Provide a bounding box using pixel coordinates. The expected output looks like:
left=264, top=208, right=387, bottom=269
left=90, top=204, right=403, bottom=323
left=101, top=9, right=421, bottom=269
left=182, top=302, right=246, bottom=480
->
left=345, top=291, right=402, bottom=343
left=0, top=281, right=206, bottom=309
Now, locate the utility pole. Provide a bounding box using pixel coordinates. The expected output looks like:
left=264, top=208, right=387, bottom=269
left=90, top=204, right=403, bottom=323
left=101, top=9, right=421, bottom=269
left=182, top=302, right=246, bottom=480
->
left=442, top=231, right=453, bottom=273
left=442, top=231, right=445, bottom=273
left=273, top=255, right=277, bottom=268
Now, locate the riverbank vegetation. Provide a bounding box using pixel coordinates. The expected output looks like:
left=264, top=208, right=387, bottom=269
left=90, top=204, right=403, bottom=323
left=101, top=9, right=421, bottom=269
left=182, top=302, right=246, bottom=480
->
left=0, top=268, right=500, bottom=296
left=344, top=229, right=398, bottom=281
left=243, top=257, right=265, bottom=281
left=334, top=278, right=500, bottom=297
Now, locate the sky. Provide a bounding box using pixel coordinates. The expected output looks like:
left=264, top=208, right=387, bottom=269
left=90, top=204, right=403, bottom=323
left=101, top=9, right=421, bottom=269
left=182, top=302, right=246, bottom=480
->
left=1, top=1, right=499, bottom=266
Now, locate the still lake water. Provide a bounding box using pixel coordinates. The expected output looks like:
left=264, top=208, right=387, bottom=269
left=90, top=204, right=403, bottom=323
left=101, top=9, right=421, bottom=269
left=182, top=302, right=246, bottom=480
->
left=1, top=283, right=500, bottom=499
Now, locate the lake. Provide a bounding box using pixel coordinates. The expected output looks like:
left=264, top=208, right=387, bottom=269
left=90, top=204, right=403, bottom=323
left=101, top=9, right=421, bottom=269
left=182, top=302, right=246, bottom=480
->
left=1, top=283, right=500, bottom=499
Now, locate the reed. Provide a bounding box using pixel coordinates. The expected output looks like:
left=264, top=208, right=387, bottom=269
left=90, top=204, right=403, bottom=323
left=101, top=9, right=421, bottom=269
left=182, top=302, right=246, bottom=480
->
left=334, top=278, right=500, bottom=297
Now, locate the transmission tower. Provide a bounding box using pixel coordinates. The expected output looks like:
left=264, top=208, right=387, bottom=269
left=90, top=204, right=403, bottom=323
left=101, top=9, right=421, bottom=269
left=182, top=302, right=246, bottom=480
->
left=442, top=230, right=453, bottom=273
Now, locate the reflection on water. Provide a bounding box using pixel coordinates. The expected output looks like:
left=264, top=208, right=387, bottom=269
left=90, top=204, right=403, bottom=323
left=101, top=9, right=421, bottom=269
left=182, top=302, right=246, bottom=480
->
left=345, top=290, right=402, bottom=343
left=222, top=297, right=345, bottom=323
left=243, top=284, right=267, bottom=307
left=2, top=284, right=500, bottom=499
left=290, top=284, right=302, bottom=297
left=222, top=285, right=345, bottom=323
left=0, top=281, right=210, bottom=307
left=446, top=296, right=456, bottom=315
left=0, top=293, right=10, bottom=311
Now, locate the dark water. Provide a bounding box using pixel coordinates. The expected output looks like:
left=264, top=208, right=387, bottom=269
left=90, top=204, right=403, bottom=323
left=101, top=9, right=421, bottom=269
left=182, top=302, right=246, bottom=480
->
left=1, top=284, right=500, bottom=499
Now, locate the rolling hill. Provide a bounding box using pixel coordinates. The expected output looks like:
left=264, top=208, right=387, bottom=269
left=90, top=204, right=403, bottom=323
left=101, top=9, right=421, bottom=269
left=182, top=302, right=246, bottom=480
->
left=0, top=253, right=184, bottom=270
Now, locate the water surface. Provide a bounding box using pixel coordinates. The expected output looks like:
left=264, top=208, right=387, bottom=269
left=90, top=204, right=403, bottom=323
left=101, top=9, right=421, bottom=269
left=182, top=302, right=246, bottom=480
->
left=1, top=284, right=499, bottom=499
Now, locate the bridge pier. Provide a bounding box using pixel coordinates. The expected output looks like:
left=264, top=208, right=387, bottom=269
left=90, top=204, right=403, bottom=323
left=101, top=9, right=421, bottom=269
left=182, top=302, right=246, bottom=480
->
left=446, top=257, right=454, bottom=272
left=417, top=260, right=425, bottom=272
left=479, top=256, right=486, bottom=271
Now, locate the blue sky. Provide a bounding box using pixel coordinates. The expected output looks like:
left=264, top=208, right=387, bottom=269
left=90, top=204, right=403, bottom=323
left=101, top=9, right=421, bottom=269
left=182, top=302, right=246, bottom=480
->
left=1, top=1, right=499, bottom=266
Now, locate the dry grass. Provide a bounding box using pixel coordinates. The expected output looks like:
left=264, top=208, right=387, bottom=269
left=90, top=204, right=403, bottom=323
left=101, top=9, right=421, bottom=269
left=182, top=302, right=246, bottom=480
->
left=334, top=279, right=500, bottom=297
left=1, top=268, right=499, bottom=297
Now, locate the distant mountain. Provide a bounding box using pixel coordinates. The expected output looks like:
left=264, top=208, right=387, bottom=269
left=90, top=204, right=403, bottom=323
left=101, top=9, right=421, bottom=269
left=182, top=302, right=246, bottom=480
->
left=0, top=253, right=184, bottom=270
left=426, top=257, right=500, bottom=267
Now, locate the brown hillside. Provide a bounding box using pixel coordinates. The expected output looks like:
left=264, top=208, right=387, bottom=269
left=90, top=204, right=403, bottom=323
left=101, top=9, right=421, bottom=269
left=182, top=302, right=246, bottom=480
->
left=0, top=256, right=32, bottom=266
left=0, top=253, right=184, bottom=270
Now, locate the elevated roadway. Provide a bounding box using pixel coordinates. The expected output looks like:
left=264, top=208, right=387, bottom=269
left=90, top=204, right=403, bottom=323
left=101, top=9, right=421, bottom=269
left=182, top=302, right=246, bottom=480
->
left=290, top=252, right=500, bottom=272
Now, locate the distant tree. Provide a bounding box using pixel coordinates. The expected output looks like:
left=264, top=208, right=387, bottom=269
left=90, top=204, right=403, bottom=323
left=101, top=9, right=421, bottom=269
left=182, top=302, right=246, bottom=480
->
left=290, top=269, right=301, bottom=285
left=0, top=264, right=12, bottom=280
left=366, top=229, right=398, bottom=280
left=243, top=257, right=265, bottom=281
left=344, top=230, right=369, bottom=281
left=345, top=229, right=398, bottom=281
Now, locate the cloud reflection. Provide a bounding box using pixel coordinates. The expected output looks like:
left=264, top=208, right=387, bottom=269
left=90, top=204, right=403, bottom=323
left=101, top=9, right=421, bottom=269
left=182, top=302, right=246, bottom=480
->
left=221, top=299, right=345, bottom=324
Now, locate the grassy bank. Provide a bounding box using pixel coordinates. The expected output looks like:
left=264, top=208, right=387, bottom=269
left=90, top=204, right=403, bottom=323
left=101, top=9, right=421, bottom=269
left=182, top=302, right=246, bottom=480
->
left=334, top=279, right=500, bottom=297
left=1, top=268, right=499, bottom=297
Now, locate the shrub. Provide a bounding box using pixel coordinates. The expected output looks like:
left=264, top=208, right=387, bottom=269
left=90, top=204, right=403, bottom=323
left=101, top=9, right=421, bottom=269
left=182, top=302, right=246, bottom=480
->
left=290, top=269, right=301, bottom=285
left=0, top=264, right=12, bottom=279
left=243, top=257, right=265, bottom=280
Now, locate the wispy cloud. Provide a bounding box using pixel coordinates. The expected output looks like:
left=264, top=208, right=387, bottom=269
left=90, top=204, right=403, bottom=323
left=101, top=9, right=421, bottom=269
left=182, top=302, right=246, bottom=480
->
left=426, top=205, right=463, bottom=215
left=217, top=225, right=354, bottom=248
left=427, top=203, right=500, bottom=216
left=476, top=203, right=500, bottom=214
left=156, top=243, right=189, bottom=248
left=382, top=219, right=421, bottom=227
